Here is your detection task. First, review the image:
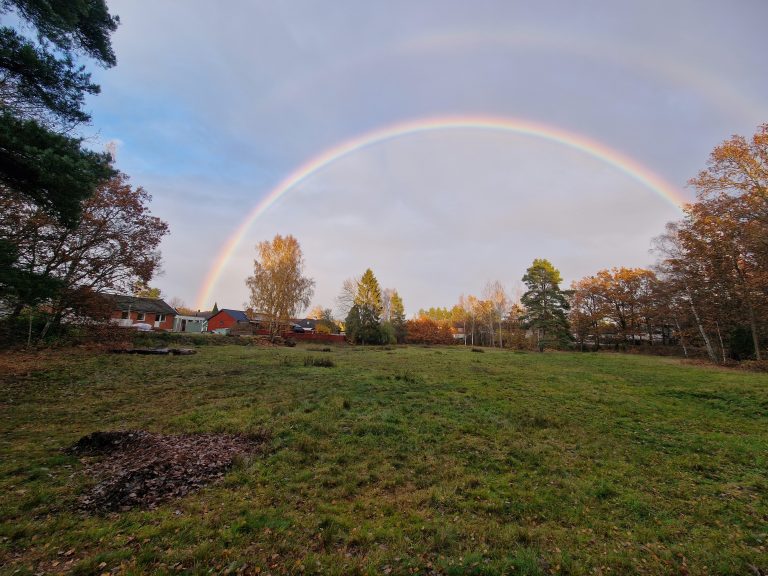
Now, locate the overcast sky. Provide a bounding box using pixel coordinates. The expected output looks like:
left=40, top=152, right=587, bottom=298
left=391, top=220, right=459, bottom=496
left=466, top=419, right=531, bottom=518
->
left=86, top=1, right=768, bottom=315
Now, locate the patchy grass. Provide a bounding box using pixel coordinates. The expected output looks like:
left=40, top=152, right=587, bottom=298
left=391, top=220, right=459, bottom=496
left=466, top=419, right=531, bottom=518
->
left=304, top=355, right=336, bottom=368
left=1, top=345, right=767, bottom=575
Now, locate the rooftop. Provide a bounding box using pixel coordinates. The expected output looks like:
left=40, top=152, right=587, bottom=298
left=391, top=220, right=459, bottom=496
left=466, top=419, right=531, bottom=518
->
left=107, top=295, right=177, bottom=316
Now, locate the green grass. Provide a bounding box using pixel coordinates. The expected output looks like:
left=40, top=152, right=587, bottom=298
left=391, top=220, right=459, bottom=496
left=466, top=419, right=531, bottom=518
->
left=1, top=345, right=767, bottom=575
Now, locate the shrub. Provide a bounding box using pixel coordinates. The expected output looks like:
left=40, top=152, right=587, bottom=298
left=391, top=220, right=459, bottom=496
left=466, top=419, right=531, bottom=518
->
left=505, top=330, right=534, bottom=351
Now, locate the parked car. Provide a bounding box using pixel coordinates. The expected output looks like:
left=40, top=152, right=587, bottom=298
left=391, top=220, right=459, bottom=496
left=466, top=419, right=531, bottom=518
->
left=291, top=324, right=306, bottom=333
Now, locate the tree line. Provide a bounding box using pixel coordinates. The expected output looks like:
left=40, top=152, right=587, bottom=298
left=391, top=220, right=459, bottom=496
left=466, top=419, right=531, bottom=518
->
left=247, top=124, right=767, bottom=362
left=570, top=125, right=767, bottom=362
left=245, top=235, right=570, bottom=349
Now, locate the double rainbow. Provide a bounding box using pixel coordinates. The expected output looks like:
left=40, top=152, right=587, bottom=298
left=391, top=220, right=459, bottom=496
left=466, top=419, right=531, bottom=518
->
left=195, top=115, right=686, bottom=309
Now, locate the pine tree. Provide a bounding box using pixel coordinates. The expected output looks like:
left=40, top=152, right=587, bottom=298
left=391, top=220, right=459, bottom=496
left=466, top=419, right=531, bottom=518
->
left=0, top=0, right=119, bottom=224
left=521, top=259, right=572, bottom=350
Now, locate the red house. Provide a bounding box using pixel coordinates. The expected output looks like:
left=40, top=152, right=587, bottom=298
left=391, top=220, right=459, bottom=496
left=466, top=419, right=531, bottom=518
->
left=108, top=295, right=176, bottom=331
left=206, top=309, right=251, bottom=332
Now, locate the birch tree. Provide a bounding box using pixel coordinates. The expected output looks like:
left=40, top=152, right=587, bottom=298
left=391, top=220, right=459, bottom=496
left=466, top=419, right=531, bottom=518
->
left=484, top=280, right=508, bottom=348
left=245, top=234, right=314, bottom=338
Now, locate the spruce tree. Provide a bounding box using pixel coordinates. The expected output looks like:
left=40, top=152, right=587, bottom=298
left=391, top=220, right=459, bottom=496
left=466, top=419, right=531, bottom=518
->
left=348, top=269, right=384, bottom=344
left=389, top=291, right=407, bottom=343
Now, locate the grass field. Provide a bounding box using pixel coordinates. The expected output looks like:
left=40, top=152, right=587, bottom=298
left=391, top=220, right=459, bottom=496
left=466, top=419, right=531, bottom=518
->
left=1, top=344, right=767, bottom=575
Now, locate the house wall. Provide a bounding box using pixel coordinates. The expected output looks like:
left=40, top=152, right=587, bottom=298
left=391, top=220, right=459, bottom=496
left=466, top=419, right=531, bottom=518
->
left=110, top=310, right=175, bottom=331
left=206, top=312, right=237, bottom=331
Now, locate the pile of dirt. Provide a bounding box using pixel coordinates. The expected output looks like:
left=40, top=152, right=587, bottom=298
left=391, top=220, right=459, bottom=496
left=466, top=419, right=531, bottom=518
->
left=68, top=430, right=269, bottom=512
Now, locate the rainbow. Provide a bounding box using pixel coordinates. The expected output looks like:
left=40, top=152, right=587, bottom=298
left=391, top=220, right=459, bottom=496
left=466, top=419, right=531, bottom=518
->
left=195, top=115, right=687, bottom=309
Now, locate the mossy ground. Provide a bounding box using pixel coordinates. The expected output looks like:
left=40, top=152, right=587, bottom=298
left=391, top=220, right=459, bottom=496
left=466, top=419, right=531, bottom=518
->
left=1, top=345, right=766, bottom=575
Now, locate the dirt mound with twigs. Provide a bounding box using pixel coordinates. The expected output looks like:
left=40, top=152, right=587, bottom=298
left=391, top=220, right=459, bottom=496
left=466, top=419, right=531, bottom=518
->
left=68, top=430, right=269, bottom=512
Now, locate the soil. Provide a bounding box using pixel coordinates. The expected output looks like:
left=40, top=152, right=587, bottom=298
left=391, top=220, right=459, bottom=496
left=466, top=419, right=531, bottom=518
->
left=68, top=429, right=269, bottom=512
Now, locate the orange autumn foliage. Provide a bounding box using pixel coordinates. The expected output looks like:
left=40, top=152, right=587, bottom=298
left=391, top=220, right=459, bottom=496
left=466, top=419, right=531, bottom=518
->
left=405, top=317, right=454, bottom=345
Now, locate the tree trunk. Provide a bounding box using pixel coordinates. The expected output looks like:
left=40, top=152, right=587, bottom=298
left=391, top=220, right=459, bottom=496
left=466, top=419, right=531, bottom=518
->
left=733, top=260, right=762, bottom=361
left=686, top=288, right=717, bottom=363
left=747, top=302, right=762, bottom=361
left=39, top=318, right=52, bottom=341
left=10, top=302, right=25, bottom=319
left=594, top=322, right=600, bottom=351
left=715, top=321, right=727, bottom=363
left=674, top=318, right=688, bottom=358
left=38, top=294, right=67, bottom=341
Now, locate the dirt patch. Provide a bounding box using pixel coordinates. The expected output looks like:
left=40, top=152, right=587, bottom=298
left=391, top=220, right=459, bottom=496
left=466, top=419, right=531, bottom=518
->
left=109, top=347, right=197, bottom=355
left=69, top=430, right=269, bottom=512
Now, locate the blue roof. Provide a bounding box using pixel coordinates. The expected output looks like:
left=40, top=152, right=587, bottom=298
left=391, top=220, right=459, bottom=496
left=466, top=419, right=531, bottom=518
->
left=219, top=309, right=250, bottom=322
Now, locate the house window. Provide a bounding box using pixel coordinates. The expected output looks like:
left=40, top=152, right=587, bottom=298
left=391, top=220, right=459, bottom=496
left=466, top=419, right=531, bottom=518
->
left=136, top=312, right=146, bottom=321
left=121, top=311, right=129, bottom=320
left=157, top=314, right=165, bottom=323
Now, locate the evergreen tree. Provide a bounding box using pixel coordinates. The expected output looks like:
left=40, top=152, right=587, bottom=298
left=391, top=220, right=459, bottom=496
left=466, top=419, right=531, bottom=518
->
left=0, top=0, right=119, bottom=224
left=355, top=269, right=383, bottom=316
left=521, top=259, right=572, bottom=350
left=389, top=290, right=407, bottom=343
left=346, top=268, right=383, bottom=344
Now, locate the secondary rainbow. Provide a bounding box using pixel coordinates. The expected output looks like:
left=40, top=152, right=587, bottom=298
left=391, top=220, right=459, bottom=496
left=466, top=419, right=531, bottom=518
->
left=195, top=115, right=686, bottom=309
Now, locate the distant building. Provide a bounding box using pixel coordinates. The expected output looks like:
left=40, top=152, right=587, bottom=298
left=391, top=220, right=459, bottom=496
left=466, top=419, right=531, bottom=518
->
left=173, top=311, right=211, bottom=333
left=108, top=295, right=176, bottom=331
left=206, top=309, right=252, bottom=333
left=294, top=318, right=317, bottom=332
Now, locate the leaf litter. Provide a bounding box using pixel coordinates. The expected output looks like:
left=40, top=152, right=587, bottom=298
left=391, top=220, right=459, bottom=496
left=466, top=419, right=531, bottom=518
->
left=68, top=429, right=269, bottom=512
